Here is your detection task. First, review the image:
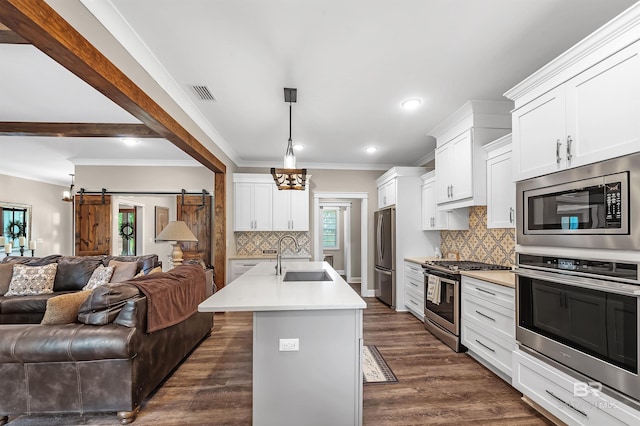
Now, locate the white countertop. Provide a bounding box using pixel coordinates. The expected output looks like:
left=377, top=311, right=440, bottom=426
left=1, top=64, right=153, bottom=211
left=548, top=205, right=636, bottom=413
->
left=199, top=261, right=366, bottom=312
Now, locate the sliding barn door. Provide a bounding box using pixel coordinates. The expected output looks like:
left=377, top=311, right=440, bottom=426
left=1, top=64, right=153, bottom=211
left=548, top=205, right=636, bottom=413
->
left=75, top=194, right=112, bottom=255
left=177, top=195, right=212, bottom=266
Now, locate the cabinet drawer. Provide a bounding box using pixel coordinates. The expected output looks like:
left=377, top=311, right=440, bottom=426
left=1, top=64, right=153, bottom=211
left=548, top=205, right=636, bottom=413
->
left=404, top=262, right=424, bottom=282
left=404, top=273, right=424, bottom=297
left=461, top=320, right=513, bottom=378
left=512, top=349, right=638, bottom=426
left=462, top=276, right=514, bottom=310
left=405, top=286, right=424, bottom=320
left=461, top=293, right=514, bottom=341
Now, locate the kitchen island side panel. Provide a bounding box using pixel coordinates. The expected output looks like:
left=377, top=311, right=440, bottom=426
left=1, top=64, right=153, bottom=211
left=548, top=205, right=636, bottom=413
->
left=253, top=309, right=363, bottom=426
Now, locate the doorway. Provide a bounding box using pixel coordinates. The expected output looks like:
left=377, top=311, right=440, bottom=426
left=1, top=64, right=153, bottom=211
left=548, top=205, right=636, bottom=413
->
left=313, top=192, right=369, bottom=297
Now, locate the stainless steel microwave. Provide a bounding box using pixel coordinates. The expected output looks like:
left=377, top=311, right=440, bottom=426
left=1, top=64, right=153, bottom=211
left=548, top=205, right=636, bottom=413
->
left=516, top=152, right=640, bottom=250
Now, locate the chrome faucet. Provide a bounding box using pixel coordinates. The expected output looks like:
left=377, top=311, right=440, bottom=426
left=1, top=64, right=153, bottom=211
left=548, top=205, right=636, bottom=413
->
left=276, top=234, right=300, bottom=275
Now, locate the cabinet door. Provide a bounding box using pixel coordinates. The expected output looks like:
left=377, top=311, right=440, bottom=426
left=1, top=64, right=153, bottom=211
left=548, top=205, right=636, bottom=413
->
left=566, top=40, right=640, bottom=168
left=486, top=150, right=515, bottom=228
left=449, top=131, right=473, bottom=201
left=512, top=86, right=567, bottom=181
left=289, top=188, right=309, bottom=231
left=272, top=188, right=290, bottom=231
left=385, top=180, right=396, bottom=206
left=435, top=144, right=453, bottom=204
left=253, top=184, right=273, bottom=231
left=234, top=183, right=254, bottom=231
left=421, top=182, right=436, bottom=230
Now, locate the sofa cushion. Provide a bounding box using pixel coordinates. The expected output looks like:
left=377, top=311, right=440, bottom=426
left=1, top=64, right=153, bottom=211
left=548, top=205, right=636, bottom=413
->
left=5, top=264, right=58, bottom=296
left=41, top=291, right=92, bottom=325
left=0, top=254, right=61, bottom=266
left=83, top=265, right=114, bottom=291
left=53, top=257, right=103, bottom=292
left=0, top=292, right=66, bottom=314
left=106, top=254, right=159, bottom=275
left=0, top=263, right=13, bottom=295
left=78, top=283, right=141, bottom=325
left=108, top=260, right=138, bottom=283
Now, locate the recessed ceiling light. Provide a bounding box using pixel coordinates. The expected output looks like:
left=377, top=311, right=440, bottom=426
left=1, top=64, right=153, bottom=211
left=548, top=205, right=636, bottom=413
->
left=293, top=144, right=304, bottom=151
left=365, top=146, right=378, bottom=154
left=122, top=138, right=138, bottom=146
left=401, top=98, right=422, bottom=110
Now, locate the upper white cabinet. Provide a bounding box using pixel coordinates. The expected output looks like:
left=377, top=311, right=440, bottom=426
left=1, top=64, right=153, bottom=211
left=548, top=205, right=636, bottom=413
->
left=484, top=135, right=515, bottom=229
left=234, top=182, right=273, bottom=231
left=272, top=186, right=309, bottom=231
left=377, top=179, right=397, bottom=209
left=429, top=101, right=512, bottom=210
left=234, top=174, right=310, bottom=231
left=421, top=172, right=468, bottom=231
left=506, top=8, right=640, bottom=182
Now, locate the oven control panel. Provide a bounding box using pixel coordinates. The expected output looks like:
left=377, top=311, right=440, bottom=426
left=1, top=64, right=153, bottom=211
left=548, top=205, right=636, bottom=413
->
left=518, top=253, right=638, bottom=283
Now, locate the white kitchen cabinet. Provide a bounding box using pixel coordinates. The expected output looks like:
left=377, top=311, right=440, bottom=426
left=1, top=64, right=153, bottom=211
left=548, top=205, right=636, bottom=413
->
left=421, top=172, right=468, bottom=231
left=485, top=135, right=515, bottom=229
left=507, top=27, right=640, bottom=181
left=429, top=101, right=512, bottom=210
left=377, top=179, right=396, bottom=208
left=234, top=182, right=273, bottom=231
left=461, top=276, right=515, bottom=382
left=513, top=348, right=640, bottom=426
left=272, top=186, right=309, bottom=231
left=404, top=261, right=425, bottom=321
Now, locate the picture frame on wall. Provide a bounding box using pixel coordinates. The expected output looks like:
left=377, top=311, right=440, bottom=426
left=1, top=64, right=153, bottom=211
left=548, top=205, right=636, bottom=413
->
left=155, top=206, right=169, bottom=241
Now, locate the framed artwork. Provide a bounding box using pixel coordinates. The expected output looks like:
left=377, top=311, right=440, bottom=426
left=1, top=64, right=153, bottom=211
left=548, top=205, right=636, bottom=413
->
left=155, top=206, right=169, bottom=240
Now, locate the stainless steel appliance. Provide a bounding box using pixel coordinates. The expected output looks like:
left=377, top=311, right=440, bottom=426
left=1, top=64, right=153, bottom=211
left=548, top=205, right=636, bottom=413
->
left=515, top=253, right=640, bottom=401
left=517, top=152, right=640, bottom=249
left=423, top=260, right=511, bottom=352
left=374, top=206, right=395, bottom=307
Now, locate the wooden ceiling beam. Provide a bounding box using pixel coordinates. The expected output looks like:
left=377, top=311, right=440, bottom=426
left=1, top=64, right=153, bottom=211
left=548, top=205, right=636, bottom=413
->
left=0, top=28, right=28, bottom=43
left=0, top=0, right=226, bottom=173
left=0, top=122, right=160, bottom=137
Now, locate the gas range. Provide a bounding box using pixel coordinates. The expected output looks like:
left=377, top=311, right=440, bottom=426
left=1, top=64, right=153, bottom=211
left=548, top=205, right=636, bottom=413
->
left=423, top=260, right=511, bottom=274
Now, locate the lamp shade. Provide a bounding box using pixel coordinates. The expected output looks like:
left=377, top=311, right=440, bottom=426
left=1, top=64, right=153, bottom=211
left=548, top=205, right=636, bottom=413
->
left=155, top=221, right=198, bottom=242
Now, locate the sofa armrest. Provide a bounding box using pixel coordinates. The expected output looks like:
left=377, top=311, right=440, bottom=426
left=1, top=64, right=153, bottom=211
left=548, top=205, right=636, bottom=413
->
left=113, top=295, right=147, bottom=329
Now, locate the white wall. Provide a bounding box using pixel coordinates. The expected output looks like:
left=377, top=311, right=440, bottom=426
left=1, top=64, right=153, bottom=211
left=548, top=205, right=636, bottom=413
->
left=0, top=173, right=73, bottom=256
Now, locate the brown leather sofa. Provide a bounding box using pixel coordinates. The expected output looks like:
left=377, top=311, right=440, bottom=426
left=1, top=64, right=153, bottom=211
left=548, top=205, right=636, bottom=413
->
left=0, top=263, right=214, bottom=425
left=0, top=254, right=160, bottom=324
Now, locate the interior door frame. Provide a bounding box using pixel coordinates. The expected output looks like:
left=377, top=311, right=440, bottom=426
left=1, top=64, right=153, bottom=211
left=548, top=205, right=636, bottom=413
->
left=313, top=192, right=368, bottom=297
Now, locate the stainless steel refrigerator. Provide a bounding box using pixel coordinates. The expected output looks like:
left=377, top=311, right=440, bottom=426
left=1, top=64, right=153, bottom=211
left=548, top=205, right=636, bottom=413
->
left=374, top=206, right=395, bottom=308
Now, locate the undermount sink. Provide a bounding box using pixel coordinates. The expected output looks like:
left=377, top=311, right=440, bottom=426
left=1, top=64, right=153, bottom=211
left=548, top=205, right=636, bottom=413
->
left=283, top=270, right=333, bottom=282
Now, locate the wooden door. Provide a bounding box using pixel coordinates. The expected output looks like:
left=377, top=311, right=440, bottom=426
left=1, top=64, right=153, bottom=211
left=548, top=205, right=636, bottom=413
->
left=177, top=194, right=212, bottom=266
left=75, top=194, right=112, bottom=255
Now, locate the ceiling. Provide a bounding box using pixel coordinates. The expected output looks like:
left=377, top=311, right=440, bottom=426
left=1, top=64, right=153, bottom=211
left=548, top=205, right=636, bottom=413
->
left=1, top=0, right=637, bottom=185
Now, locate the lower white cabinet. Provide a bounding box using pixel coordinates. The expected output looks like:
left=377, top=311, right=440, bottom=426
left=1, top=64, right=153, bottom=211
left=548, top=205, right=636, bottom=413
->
left=461, top=276, right=515, bottom=381
left=513, top=348, right=640, bottom=426
left=404, top=261, right=424, bottom=321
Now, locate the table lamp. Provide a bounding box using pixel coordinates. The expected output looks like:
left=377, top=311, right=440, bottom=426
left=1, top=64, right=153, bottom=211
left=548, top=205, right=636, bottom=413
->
left=155, top=221, right=198, bottom=267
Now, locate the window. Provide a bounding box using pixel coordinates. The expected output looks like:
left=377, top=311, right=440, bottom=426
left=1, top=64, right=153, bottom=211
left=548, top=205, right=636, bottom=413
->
left=322, top=208, right=339, bottom=250
left=1, top=203, right=31, bottom=253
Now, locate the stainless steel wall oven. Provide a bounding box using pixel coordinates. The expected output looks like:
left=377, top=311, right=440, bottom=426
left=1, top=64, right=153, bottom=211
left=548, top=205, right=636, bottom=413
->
left=516, top=152, right=640, bottom=249
left=516, top=253, right=640, bottom=401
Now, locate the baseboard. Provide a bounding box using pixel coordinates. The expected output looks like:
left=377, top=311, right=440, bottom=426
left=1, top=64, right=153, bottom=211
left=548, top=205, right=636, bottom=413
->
left=349, top=277, right=361, bottom=283
left=362, top=289, right=375, bottom=297
left=336, top=269, right=345, bottom=275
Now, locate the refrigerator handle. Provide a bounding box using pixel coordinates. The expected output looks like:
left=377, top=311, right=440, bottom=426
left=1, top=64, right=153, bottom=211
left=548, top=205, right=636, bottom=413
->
left=380, top=215, right=385, bottom=260
left=376, top=215, right=382, bottom=262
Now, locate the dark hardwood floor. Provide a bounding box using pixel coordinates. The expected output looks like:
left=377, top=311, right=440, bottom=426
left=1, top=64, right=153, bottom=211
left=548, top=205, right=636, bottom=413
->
left=7, top=287, right=551, bottom=425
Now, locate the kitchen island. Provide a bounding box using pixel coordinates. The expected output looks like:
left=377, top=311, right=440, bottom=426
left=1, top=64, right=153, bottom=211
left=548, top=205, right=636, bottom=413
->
left=199, top=261, right=366, bottom=426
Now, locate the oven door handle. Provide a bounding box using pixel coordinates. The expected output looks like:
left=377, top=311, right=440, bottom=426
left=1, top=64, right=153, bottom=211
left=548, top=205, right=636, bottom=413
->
left=514, top=267, right=640, bottom=297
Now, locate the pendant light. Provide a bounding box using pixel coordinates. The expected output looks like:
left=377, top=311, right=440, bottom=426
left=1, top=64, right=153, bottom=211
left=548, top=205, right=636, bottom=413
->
left=271, top=87, right=307, bottom=190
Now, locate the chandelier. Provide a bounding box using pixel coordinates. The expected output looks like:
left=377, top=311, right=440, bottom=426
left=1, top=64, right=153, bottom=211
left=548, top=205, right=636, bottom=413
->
left=271, top=88, right=307, bottom=190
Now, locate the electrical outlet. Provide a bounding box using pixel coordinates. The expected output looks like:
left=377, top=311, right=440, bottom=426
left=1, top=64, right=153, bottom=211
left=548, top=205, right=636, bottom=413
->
left=279, top=338, right=299, bottom=352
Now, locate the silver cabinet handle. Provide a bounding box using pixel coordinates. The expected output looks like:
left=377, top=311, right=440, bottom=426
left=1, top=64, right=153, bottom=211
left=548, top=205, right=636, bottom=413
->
left=431, top=217, right=435, bottom=227
left=475, top=310, right=496, bottom=322
left=475, top=339, right=495, bottom=353
left=476, top=287, right=496, bottom=296
left=509, top=207, right=514, bottom=224
left=556, top=139, right=562, bottom=164
left=545, top=390, right=588, bottom=418
left=567, top=135, right=573, bottom=162
left=450, top=185, right=453, bottom=198
left=408, top=299, right=419, bottom=306
left=408, top=280, right=419, bottom=288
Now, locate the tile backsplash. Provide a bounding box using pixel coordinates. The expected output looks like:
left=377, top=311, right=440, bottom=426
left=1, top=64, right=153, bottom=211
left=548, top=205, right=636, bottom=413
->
left=235, top=231, right=311, bottom=257
left=440, top=206, right=515, bottom=266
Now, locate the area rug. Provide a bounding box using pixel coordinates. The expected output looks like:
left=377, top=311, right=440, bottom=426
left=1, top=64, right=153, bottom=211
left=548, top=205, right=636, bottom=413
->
left=363, top=345, right=398, bottom=384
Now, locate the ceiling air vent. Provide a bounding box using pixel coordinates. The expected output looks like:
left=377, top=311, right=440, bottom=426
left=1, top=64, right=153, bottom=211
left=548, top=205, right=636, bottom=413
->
left=189, top=84, right=216, bottom=101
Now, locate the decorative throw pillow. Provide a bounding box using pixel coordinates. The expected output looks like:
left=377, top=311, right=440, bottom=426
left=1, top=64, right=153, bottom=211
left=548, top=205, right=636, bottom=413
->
left=83, top=265, right=114, bottom=290
left=41, top=290, right=92, bottom=325
left=5, top=263, right=58, bottom=296
left=133, top=266, right=162, bottom=279
left=0, top=263, right=14, bottom=295
left=109, top=260, right=138, bottom=283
